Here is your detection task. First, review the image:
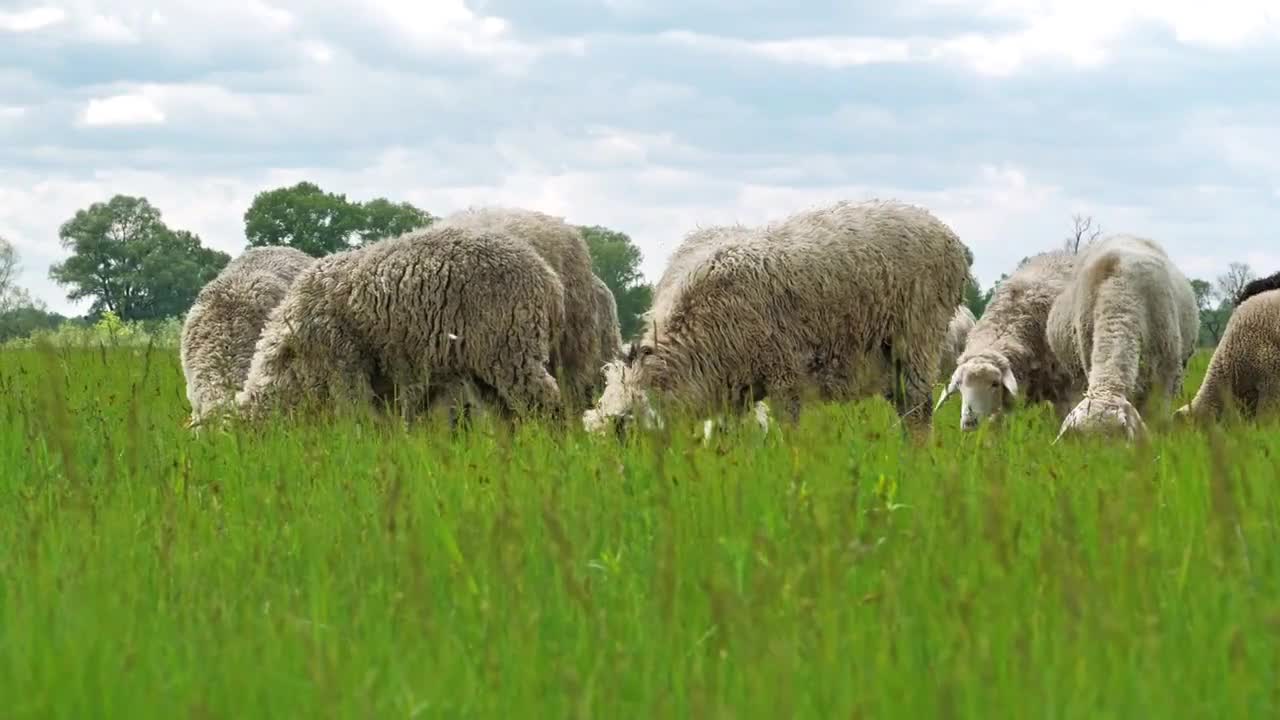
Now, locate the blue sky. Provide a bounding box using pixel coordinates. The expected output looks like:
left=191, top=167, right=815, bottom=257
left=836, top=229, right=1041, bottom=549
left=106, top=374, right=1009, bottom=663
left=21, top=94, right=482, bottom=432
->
left=1, top=0, right=1277, bottom=315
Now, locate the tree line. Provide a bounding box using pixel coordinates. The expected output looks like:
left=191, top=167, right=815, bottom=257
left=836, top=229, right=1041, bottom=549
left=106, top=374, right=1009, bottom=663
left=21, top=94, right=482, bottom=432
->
left=0, top=199, right=1262, bottom=348
left=0, top=181, right=654, bottom=343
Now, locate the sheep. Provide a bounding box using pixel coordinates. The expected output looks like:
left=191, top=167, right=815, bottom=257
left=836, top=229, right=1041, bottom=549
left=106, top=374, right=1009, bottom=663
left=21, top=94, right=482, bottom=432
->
left=1174, top=285, right=1280, bottom=421
left=235, top=223, right=566, bottom=423
left=432, top=206, right=608, bottom=410
left=1046, top=234, right=1199, bottom=441
left=582, top=199, right=970, bottom=435
left=934, top=251, right=1078, bottom=431
left=591, top=274, right=624, bottom=366
left=180, top=245, right=314, bottom=427
left=937, top=305, right=977, bottom=382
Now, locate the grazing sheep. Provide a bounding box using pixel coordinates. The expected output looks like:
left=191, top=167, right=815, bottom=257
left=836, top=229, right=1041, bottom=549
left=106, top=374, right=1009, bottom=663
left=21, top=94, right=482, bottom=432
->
left=235, top=224, right=566, bottom=423
left=180, top=245, right=314, bottom=427
left=934, top=251, right=1078, bottom=431
left=582, top=199, right=970, bottom=435
left=1046, top=234, right=1199, bottom=441
left=1174, top=286, right=1280, bottom=421
left=434, top=206, right=605, bottom=409
left=937, top=305, right=977, bottom=382
left=591, top=274, right=624, bottom=366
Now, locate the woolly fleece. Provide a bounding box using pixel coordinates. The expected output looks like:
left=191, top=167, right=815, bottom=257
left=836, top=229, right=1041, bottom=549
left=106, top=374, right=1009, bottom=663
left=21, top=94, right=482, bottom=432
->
left=434, top=206, right=605, bottom=409
left=585, top=199, right=969, bottom=432
left=1047, top=234, right=1198, bottom=441
left=180, top=245, right=314, bottom=426
left=1175, top=288, right=1280, bottom=420
left=236, top=224, right=566, bottom=422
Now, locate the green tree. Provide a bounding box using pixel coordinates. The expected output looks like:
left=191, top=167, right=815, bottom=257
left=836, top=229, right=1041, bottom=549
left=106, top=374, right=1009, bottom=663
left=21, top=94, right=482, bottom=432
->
left=963, top=276, right=987, bottom=318
left=243, top=181, right=365, bottom=256
left=244, top=182, right=436, bottom=254
left=578, top=225, right=653, bottom=340
left=357, top=198, right=435, bottom=245
left=48, top=195, right=229, bottom=321
left=0, top=305, right=65, bottom=343
left=1191, top=278, right=1228, bottom=346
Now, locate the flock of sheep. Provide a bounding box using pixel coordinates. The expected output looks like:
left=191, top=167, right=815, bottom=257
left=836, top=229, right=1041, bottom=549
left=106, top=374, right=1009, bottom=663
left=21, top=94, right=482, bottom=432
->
left=179, top=199, right=1280, bottom=442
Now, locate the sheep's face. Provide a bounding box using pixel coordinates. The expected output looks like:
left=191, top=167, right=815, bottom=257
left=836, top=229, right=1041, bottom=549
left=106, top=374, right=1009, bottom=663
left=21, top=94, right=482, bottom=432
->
left=582, top=357, right=659, bottom=434
left=937, top=358, right=1017, bottom=431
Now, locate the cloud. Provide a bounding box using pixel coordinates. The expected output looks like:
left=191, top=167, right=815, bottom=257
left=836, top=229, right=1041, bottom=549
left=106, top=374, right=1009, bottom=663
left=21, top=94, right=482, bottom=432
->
left=0, top=0, right=1277, bottom=318
left=652, top=0, right=1279, bottom=75
left=0, top=6, right=66, bottom=33
left=79, top=92, right=166, bottom=126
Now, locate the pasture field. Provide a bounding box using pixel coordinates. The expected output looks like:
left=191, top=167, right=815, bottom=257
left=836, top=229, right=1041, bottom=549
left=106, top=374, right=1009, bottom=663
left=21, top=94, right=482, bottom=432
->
left=1, top=344, right=1277, bottom=718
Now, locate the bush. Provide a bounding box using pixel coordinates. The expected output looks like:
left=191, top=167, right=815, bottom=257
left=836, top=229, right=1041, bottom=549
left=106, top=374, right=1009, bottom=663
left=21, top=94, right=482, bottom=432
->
left=2, top=310, right=183, bottom=349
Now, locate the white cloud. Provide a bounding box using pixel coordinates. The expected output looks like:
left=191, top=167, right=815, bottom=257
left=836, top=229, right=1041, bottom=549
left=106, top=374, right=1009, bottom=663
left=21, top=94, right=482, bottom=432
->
left=301, top=40, right=334, bottom=63
left=663, top=0, right=1278, bottom=75
left=0, top=6, right=66, bottom=32
left=661, top=31, right=917, bottom=67
left=922, top=0, right=1279, bottom=53
left=81, top=12, right=138, bottom=43
left=248, top=0, right=294, bottom=30
left=79, top=93, right=166, bottom=126
left=76, top=83, right=278, bottom=129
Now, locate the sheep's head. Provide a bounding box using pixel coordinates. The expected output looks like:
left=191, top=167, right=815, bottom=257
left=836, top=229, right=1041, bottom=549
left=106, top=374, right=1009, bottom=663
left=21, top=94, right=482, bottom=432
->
left=1054, top=393, right=1147, bottom=443
left=1171, top=403, right=1193, bottom=424
left=934, top=355, right=1018, bottom=431
left=582, top=347, right=661, bottom=435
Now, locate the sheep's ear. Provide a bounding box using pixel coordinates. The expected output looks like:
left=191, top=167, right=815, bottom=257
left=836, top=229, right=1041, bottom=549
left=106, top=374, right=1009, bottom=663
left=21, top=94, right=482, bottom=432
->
left=934, top=369, right=960, bottom=411
left=1001, top=366, right=1019, bottom=397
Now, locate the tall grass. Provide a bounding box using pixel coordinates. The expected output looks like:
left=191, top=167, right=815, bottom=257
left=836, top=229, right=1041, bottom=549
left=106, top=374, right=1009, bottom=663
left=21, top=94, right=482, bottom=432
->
left=0, top=346, right=1276, bottom=718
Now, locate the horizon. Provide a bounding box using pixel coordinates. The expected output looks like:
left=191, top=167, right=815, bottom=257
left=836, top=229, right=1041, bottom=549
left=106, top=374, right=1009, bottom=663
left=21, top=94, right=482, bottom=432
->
left=2, top=0, right=1277, bottom=316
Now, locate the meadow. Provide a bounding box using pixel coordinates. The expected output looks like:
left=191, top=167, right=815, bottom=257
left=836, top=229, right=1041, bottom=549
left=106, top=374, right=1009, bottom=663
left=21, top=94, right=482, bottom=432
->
left=1, top=341, right=1277, bottom=718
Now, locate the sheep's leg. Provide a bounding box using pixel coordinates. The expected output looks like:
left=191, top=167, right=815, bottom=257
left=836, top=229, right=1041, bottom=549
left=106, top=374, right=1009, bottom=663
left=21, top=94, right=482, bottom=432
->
left=753, top=400, right=771, bottom=434
left=894, top=354, right=935, bottom=431
left=700, top=418, right=719, bottom=445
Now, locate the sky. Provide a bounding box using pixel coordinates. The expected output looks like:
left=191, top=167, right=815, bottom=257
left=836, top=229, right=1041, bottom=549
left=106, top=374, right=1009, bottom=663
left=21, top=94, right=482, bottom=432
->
left=1, top=0, right=1278, bottom=316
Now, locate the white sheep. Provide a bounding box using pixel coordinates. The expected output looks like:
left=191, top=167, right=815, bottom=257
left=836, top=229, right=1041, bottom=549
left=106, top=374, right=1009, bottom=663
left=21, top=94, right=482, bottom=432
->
left=1174, top=274, right=1280, bottom=421
left=582, top=199, right=970, bottom=435
left=235, top=223, right=566, bottom=423
left=180, top=245, right=314, bottom=427
left=934, top=251, right=1078, bottom=431
left=937, top=305, right=977, bottom=383
left=433, top=206, right=614, bottom=410
left=1047, top=234, right=1199, bottom=441
left=591, top=274, right=624, bottom=366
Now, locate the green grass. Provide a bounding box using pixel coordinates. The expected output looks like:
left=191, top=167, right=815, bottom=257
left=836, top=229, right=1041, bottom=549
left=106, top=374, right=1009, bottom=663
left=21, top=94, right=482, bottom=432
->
left=1, top=346, right=1277, bottom=718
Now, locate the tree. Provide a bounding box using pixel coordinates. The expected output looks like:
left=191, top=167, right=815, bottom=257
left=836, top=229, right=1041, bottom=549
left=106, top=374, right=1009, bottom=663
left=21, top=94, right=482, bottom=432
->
left=1215, top=262, right=1255, bottom=309
left=243, top=181, right=365, bottom=256
left=1064, top=214, right=1102, bottom=254
left=48, top=195, right=230, bottom=321
left=243, top=182, right=436, bottom=254
left=357, top=198, right=435, bottom=245
left=578, top=225, right=653, bottom=339
left=0, top=305, right=65, bottom=343
left=963, top=275, right=988, bottom=318
left=1190, top=278, right=1227, bottom=346
left=0, top=236, right=16, bottom=301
